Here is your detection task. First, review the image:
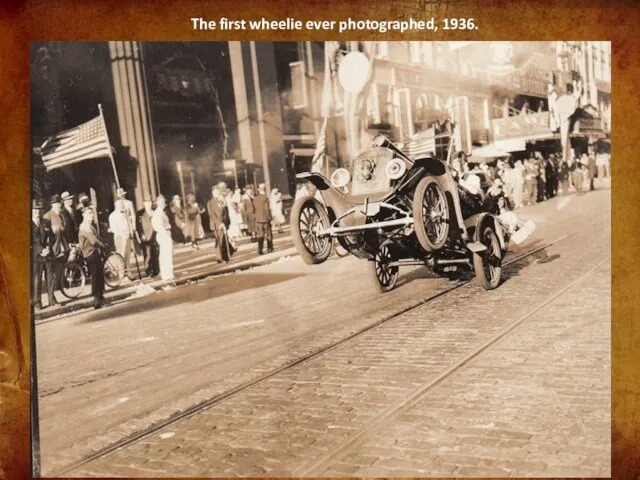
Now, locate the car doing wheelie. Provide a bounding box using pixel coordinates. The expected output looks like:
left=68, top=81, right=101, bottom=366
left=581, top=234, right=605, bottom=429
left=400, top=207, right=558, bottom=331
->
left=290, top=134, right=508, bottom=292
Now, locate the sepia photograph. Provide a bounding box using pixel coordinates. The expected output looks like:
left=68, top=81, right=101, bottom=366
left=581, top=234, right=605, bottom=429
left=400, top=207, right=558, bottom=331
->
left=30, top=40, right=611, bottom=477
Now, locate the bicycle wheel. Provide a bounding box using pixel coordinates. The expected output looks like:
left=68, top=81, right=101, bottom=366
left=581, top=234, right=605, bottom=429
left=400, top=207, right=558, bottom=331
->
left=61, top=261, right=86, bottom=299
left=104, top=252, right=126, bottom=288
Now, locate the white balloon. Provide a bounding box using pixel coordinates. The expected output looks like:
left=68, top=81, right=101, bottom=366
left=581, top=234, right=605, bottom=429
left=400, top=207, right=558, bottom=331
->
left=338, top=52, right=372, bottom=93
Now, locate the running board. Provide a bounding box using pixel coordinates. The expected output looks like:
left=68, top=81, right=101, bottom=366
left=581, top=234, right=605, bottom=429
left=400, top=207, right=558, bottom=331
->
left=466, top=241, right=487, bottom=253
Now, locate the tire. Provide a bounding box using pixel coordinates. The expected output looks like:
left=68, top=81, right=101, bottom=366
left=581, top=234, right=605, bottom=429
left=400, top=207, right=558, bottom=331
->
left=104, top=252, right=126, bottom=288
left=61, top=261, right=86, bottom=299
left=290, top=196, right=333, bottom=265
left=472, top=223, right=502, bottom=290
left=413, top=176, right=450, bottom=252
left=369, top=242, right=399, bottom=293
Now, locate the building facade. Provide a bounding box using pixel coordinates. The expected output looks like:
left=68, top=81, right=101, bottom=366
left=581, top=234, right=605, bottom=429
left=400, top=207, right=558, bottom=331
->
left=30, top=41, right=612, bottom=226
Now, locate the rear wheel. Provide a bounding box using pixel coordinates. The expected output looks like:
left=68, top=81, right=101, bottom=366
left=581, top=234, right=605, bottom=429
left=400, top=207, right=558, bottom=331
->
left=413, top=177, right=450, bottom=252
left=61, top=261, right=86, bottom=299
left=472, top=224, right=502, bottom=290
left=369, top=242, right=399, bottom=293
left=290, top=196, right=333, bottom=265
left=104, top=252, right=126, bottom=288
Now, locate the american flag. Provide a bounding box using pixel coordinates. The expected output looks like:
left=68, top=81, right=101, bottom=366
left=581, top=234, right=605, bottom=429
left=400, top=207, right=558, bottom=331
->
left=39, top=114, right=112, bottom=171
left=404, top=128, right=438, bottom=159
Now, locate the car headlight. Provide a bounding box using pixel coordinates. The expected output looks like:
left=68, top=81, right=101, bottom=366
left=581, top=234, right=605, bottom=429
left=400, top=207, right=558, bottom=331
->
left=331, top=168, right=351, bottom=188
left=385, top=158, right=406, bottom=180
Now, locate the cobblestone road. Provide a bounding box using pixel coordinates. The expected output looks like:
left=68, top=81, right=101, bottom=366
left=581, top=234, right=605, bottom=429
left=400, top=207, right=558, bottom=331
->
left=35, top=189, right=611, bottom=477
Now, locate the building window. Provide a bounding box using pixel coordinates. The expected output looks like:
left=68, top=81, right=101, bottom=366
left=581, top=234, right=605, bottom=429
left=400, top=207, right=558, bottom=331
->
left=468, top=96, right=486, bottom=130
left=423, top=42, right=434, bottom=68
left=289, top=61, right=307, bottom=109
left=370, top=83, right=381, bottom=124
left=376, top=83, right=392, bottom=125
left=376, top=41, right=389, bottom=59
left=394, top=88, right=413, bottom=140
left=409, top=42, right=422, bottom=64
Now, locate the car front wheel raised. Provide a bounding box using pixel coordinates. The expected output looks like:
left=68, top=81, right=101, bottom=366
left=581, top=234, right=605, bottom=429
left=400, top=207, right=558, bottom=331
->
left=413, top=176, right=450, bottom=252
left=290, top=195, right=333, bottom=265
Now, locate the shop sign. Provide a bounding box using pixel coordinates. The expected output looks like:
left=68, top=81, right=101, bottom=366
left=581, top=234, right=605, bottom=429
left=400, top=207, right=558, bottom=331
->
left=395, top=66, right=457, bottom=91
left=492, top=111, right=552, bottom=141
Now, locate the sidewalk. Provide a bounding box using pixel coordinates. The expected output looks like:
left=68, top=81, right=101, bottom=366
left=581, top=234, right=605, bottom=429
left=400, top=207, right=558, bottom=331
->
left=35, top=228, right=295, bottom=322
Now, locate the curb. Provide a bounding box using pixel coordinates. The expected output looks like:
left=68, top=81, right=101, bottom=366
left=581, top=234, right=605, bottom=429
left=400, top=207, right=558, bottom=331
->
left=35, top=247, right=299, bottom=323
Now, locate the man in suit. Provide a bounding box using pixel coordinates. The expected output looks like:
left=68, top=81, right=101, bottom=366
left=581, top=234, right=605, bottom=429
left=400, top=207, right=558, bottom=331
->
left=31, top=199, right=56, bottom=309
left=43, top=194, right=69, bottom=294
left=78, top=207, right=108, bottom=309
left=137, top=197, right=159, bottom=277
left=242, top=185, right=257, bottom=242
left=60, top=191, right=78, bottom=244
left=207, top=185, right=234, bottom=262
left=254, top=183, right=273, bottom=255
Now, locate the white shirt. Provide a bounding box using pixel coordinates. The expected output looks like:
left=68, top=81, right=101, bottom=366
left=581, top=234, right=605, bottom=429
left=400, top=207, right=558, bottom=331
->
left=109, top=209, right=130, bottom=237
left=152, top=208, right=171, bottom=233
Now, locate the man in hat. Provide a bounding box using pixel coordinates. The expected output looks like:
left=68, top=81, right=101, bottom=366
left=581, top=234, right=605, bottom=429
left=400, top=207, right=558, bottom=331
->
left=207, top=184, right=234, bottom=262
left=31, top=199, right=56, bottom=309
left=77, top=192, right=91, bottom=211
left=137, top=196, right=159, bottom=277
left=242, top=185, right=257, bottom=242
left=254, top=183, right=273, bottom=255
left=116, top=187, right=137, bottom=224
left=109, top=198, right=133, bottom=273
left=60, top=191, right=78, bottom=244
left=113, top=187, right=138, bottom=274
left=78, top=206, right=108, bottom=309
left=43, top=194, right=70, bottom=294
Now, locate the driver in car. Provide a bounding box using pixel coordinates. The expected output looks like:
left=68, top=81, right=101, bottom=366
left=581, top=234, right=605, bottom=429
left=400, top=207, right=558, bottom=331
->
left=450, top=152, right=483, bottom=216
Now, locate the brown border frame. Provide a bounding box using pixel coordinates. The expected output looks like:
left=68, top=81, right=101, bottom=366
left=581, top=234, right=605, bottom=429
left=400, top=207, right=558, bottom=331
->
left=1, top=0, right=638, bottom=478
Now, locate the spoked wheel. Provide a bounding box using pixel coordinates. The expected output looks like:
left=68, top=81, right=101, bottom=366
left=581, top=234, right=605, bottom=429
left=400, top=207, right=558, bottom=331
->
left=104, top=252, right=126, bottom=288
left=413, top=177, right=450, bottom=252
left=369, top=242, right=399, bottom=293
left=290, top=196, right=333, bottom=265
left=61, top=261, right=86, bottom=299
left=472, top=225, right=502, bottom=290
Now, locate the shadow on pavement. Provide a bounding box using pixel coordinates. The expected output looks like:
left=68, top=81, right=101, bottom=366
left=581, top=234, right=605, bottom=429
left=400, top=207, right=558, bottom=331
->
left=500, top=247, right=561, bottom=286
left=83, top=272, right=305, bottom=322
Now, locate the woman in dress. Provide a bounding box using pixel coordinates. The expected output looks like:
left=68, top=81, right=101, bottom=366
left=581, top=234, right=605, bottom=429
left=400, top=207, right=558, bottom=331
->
left=170, top=195, right=187, bottom=244
left=184, top=193, right=203, bottom=250
left=225, top=189, right=243, bottom=244
left=269, top=187, right=286, bottom=233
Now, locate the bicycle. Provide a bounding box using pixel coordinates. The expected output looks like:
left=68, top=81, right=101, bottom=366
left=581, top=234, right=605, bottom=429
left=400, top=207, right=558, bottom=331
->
left=60, top=245, right=127, bottom=299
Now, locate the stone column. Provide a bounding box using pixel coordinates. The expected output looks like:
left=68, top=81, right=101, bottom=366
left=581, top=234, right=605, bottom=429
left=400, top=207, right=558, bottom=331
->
left=228, top=41, right=254, bottom=167
left=108, top=41, right=157, bottom=208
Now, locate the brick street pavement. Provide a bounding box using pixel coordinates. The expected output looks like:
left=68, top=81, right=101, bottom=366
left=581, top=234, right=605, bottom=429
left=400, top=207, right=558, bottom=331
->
left=322, top=262, right=610, bottom=478
left=56, top=189, right=611, bottom=477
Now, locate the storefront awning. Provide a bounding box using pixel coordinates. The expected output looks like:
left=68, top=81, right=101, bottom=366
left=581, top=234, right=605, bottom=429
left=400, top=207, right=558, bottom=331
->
left=493, top=138, right=527, bottom=152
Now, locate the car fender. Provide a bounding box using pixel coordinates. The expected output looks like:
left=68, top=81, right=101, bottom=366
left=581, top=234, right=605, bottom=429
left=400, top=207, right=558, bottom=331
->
left=296, top=172, right=355, bottom=223
left=469, top=212, right=506, bottom=251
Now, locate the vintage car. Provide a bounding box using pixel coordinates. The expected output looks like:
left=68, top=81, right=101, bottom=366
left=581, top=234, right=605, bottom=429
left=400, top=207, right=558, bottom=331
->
left=289, top=135, right=508, bottom=292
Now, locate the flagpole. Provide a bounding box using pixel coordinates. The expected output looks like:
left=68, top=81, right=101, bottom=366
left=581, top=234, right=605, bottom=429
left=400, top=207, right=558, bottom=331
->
left=98, top=104, right=121, bottom=190
left=99, top=104, right=144, bottom=282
